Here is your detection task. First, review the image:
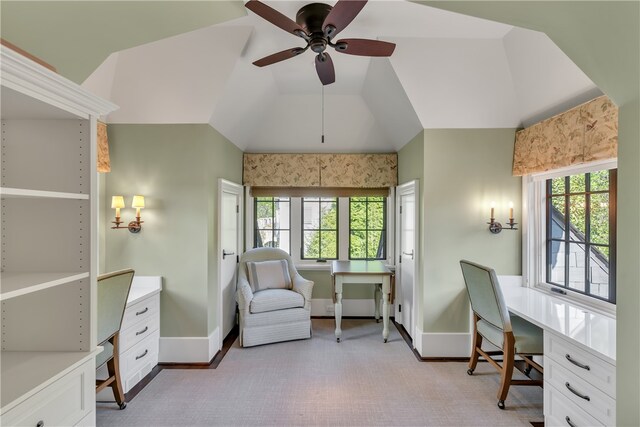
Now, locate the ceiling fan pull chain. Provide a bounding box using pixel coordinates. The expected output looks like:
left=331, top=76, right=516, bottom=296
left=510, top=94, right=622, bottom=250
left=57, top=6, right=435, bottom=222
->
left=321, top=85, right=325, bottom=143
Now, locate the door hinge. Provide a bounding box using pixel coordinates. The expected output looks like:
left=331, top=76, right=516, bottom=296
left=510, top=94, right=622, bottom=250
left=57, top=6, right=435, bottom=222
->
left=400, top=205, right=403, bottom=214
left=236, top=255, right=239, bottom=264
left=236, top=205, right=239, bottom=213
left=398, top=304, right=402, bottom=312
left=399, top=255, right=402, bottom=264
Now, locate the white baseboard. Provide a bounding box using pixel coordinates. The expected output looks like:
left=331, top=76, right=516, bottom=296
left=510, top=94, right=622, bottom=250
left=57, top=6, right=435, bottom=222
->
left=311, top=298, right=395, bottom=317
left=159, top=327, right=219, bottom=363
left=414, top=325, right=472, bottom=358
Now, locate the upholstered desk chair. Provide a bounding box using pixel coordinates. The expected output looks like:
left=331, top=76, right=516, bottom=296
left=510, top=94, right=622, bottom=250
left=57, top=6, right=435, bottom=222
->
left=460, top=260, right=543, bottom=409
left=96, top=269, right=134, bottom=409
left=237, top=248, right=314, bottom=347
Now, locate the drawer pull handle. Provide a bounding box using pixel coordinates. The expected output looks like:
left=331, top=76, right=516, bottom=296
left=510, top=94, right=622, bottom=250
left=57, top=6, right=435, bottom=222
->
left=565, top=382, right=591, bottom=401
left=36, top=421, right=44, bottom=427
left=565, top=416, right=577, bottom=427
left=135, top=326, right=149, bottom=336
left=566, top=354, right=591, bottom=371
left=136, top=349, right=149, bottom=360
left=136, top=307, right=149, bottom=316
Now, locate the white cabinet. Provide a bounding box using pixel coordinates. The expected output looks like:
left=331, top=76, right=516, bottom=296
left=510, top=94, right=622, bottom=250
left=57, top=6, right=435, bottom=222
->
left=544, top=331, right=617, bottom=426
left=97, top=276, right=161, bottom=400
left=0, top=45, right=117, bottom=425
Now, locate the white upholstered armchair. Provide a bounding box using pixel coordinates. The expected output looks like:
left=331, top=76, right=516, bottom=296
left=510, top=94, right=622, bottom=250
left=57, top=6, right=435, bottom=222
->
left=236, top=248, right=314, bottom=347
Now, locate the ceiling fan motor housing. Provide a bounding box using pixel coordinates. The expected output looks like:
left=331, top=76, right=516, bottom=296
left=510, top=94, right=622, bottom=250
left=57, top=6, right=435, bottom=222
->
left=297, top=3, right=333, bottom=52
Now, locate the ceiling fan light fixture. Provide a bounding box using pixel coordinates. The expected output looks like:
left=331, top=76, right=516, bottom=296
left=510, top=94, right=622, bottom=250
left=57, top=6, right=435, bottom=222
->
left=247, top=0, right=395, bottom=85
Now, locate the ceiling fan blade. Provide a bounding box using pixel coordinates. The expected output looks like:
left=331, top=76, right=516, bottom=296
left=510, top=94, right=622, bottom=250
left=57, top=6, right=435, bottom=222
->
left=323, top=0, right=367, bottom=39
left=245, top=0, right=306, bottom=38
left=253, top=47, right=306, bottom=67
left=334, top=38, right=396, bottom=57
left=315, top=53, right=335, bottom=85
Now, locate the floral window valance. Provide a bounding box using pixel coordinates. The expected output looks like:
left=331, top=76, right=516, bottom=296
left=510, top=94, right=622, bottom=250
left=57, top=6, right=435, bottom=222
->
left=512, top=96, right=618, bottom=176
left=97, top=121, right=111, bottom=173
left=243, top=153, right=398, bottom=190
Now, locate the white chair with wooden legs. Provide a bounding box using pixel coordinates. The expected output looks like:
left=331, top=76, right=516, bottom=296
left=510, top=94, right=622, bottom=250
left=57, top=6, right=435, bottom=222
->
left=96, top=269, right=134, bottom=409
left=460, top=260, right=544, bottom=409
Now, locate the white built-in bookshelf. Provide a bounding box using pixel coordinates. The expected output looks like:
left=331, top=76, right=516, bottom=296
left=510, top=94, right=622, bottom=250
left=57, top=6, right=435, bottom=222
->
left=0, top=45, right=116, bottom=424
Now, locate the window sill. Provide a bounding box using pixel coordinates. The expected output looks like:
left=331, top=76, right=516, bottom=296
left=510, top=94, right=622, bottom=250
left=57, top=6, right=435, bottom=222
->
left=533, top=282, right=616, bottom=318
left=295, top=263, right=332, bottom=271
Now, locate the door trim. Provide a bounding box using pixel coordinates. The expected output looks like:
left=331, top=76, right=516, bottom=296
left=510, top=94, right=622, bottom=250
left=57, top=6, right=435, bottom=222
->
left=396, top=179, right=419, bottom=343
left=217, top=179, right=243, bottom=350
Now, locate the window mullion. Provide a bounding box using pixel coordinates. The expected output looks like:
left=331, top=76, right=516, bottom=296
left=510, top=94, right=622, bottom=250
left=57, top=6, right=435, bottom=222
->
left=564, top=176, right=570, bottom=289
left=585, top=174, right=592, bottom=296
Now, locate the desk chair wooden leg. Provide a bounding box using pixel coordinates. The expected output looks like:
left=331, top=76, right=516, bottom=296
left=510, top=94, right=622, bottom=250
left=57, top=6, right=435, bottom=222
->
left=108, top=333, right=126, bottom=409
left=497, top=332, right=516, bottom=409
left=467, top=315, right=483, bottom=375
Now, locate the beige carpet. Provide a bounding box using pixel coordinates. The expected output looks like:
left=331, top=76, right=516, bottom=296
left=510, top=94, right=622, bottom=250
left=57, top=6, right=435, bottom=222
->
left=97, top=319, right=543, bottom=426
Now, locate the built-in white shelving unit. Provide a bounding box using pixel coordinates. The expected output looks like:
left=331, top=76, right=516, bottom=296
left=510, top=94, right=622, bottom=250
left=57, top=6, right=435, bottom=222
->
left=0, top=45, right=117, bottom=425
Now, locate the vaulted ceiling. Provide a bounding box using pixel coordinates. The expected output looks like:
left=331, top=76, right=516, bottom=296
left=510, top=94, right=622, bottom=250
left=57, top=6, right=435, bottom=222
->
left=3, top=1, right=601, bottom=153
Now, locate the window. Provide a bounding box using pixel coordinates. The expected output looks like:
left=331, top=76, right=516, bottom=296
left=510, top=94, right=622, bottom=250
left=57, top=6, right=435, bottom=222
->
left=301, top=197, right=338, bottom=260
left=254, top=197, right=290, bottom=253
left=349, top=197, right=386, bottom=260
left=546, top=169, right=616, bottom=303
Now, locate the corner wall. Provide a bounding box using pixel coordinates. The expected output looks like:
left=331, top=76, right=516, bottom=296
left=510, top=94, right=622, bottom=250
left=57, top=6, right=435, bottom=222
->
left=402, top=128, right=521, bottom=356
left=103, top=124, right=242, bottom=353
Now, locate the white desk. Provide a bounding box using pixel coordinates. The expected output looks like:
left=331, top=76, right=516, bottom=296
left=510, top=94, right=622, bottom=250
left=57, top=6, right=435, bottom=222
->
left=331, top=261, right=393, bottom=343
left=501, top=282, right=616, bottom=364
left=501, top=280, right=616, bottom=426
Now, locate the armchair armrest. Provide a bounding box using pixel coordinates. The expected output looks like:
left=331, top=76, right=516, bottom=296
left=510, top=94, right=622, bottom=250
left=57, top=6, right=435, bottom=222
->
left=236, top=277, right=254, bottom=312
left=292, top=274, right=314, bottom=310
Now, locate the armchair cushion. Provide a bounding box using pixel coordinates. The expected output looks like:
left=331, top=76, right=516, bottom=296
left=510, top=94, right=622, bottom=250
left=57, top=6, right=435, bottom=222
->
left=246, top=259, right=292, bottom=292
left=250, top=289, right=304, bottom=314
left=477, top=315, right=543, bottom=355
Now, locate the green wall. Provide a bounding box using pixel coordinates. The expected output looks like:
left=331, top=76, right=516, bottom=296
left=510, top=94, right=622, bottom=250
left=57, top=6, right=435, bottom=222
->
left=398, top=131, right=425, bottom=327
left=104, top=124, right=242, bottom=338
left=0, top=1, right=245, bottom=84
left=616, top=98, right=640, bottom=425
left=422, top=129, right=521, bottom=332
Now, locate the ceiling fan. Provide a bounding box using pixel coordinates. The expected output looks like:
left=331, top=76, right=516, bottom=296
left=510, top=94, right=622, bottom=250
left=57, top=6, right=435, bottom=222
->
left=245, top=0, right=396, bottom=85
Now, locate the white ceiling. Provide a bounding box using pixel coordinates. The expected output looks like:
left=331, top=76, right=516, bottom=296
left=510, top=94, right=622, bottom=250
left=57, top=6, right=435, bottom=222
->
left=83, top=0, right=599, bottom=152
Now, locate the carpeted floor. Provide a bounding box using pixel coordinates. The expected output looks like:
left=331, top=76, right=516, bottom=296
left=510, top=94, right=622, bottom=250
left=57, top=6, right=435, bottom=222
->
left=97, top=319, right=543, bottom=426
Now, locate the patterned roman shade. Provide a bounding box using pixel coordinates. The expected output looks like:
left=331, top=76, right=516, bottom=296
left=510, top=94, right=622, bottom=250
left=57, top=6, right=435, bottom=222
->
left=512, top=96, right=618, bottom=176
left=243, top=153, right=397, bottom=193
left=97, top=121, right=111, bottom=173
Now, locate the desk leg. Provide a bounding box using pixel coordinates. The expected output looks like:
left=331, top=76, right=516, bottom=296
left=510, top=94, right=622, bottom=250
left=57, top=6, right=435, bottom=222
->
left=382, top=276, right=390, bottom=343
left=335, top=292, right=342, bottom=342
left=374, top=284, right=381, bottom=323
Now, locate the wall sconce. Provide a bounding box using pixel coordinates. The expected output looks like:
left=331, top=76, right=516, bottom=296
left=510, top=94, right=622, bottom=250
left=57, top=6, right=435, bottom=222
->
left=488, top=201, right=518, bottom=234
left=111, top=195, right=144, bottom=233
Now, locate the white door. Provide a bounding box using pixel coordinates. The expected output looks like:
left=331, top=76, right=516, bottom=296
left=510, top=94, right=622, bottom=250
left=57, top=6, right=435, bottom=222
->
left=218, top=180, right=243, bottom=347
left=396, top=180, right=419, bottom=340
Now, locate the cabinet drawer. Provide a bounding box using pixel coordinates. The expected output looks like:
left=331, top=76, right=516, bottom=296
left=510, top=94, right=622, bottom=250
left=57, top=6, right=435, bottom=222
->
left=2, top=359, right=93, bottom=427
left=122, top=295, right=159, bottom=330
left=120, top=315, right=158, bottom=354
left=546, top=358, right=615, bottom=426
left=545, top=331, right=615, bottom=397
left=545, top=382, right=603, bottom=427
left=121, top=330, right=159, bottom=390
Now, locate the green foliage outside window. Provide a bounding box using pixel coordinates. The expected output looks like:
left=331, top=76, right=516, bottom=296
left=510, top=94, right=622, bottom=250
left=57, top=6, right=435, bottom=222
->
left=303, top=198, right=338, bottom=259
left=349, top=197, right=386, bottom=260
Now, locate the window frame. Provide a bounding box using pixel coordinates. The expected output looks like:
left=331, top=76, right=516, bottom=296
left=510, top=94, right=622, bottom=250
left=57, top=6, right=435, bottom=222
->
left=245, top=189, right=395, bottom=270
left=348, top=197, right=387, bottom=260
left=523, top=159, right=617, bottom=315
left=300, top=197, right=339, bottom=261
left=544, top=171, right=617, bottom=303
left=252, top=196, right=291, bottom=252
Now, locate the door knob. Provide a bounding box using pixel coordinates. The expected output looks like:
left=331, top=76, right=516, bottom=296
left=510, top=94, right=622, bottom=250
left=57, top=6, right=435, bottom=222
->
left=402, top=250, right=414, bottom=260
left=223, top=250, right=235, bottom=259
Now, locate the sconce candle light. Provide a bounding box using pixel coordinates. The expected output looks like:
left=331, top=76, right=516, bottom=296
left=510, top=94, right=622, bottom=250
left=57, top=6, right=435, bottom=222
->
left=488, top=201, right=518, bottom=234
left=111, top=195, right=144, bottom=233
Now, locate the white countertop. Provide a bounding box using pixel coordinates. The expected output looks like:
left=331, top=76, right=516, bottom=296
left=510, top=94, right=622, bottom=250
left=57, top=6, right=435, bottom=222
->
left=499, top=278, right=616, bottom=365
left=127, top=276, right=162, bottom=306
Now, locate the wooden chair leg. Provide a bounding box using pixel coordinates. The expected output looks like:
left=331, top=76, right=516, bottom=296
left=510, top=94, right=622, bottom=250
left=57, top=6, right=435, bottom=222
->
left=467, top=315, right=483, bottom=375
left=107, top=333, right=127, bottom=409
left=497, top=331, right=516, bottom=409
